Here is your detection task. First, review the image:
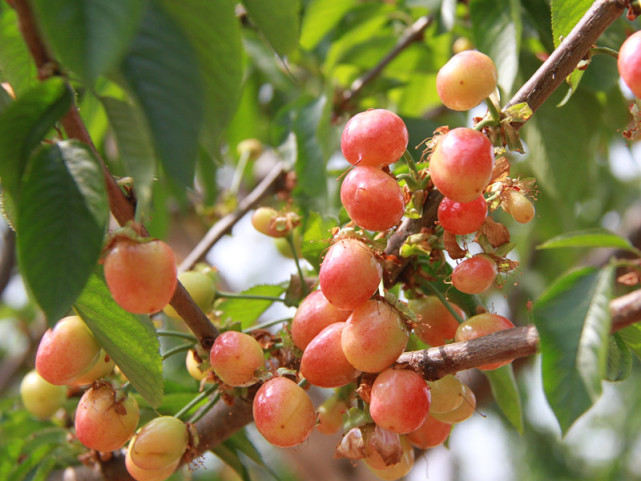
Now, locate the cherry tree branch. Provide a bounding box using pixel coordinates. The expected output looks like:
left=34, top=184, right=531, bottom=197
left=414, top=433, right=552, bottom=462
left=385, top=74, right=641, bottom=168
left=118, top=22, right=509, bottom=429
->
left=398, top=287, right=641, bottom=380
left=505, top=0, right=628, bottom=117
left=336, top=15, right=434, bottom=111
left=178, top=162, right=288, bottom=273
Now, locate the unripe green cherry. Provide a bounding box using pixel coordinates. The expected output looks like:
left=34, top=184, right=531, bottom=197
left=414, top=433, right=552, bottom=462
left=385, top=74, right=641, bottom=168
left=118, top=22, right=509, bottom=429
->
left=436, top=50, right=498, bottom=111
left=163, top=271, right=216, bottom=319
left=129, top=416, right=188, bottom=471
left=125, top=445, right=179, bottom=481
left=69, top=349, right=115, bottom=386
left=20, top=369, right=67, bottom=419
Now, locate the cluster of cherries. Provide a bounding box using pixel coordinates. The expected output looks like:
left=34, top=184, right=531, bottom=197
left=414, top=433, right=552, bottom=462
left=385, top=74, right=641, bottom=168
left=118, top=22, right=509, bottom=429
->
left=246, top=49, right=537, bottom=479
left=21, top=315, right=191, bottom=481
left=18, top=45, right=551, bottom=481
left=20, top=235, right=220, bottom=481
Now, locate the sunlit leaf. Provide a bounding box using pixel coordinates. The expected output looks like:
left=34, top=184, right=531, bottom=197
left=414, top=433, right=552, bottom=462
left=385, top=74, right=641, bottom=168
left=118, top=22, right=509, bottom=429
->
left=217, top=284, right=288, bottom=329
left=537, top=228, right=638, bottom=254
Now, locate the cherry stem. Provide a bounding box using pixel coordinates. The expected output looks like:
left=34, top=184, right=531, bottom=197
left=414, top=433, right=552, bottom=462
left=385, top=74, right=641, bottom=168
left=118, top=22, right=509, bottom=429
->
left=175, top=384, right=218, bottom=421
left=474, top=115, right=499, bottom=132
left=156, top=330, right=198, bottom=342
left=230, top=149, right=251, bottom=196
left=590, top=46, right=619, bottom=59
left=215, top=290, right=287, bottom=303
left=402, top=149, right=420, bottom=175
left=189, top=392, right=221, bottom=424
left=485, top=97, right=502, bottom=123
left=161, top=343, right=194, bottom=361
left=287, top=233, right=309, bottom=296
left=244, top=317, right=291, bottom=333
left=419, top=280, right=466, bottom=325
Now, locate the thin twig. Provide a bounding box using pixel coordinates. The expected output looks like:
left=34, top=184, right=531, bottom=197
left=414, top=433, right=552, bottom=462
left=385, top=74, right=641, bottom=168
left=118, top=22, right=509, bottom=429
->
left=337, top=15, right=434, bottom=111
left=178, top=162, right=288, bottom=273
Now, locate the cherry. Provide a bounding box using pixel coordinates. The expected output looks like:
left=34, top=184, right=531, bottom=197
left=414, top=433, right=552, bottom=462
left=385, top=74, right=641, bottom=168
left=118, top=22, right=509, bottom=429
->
left=209, top=330, right=264, bottom=387
left=317, top=396, right=349, bottom=434
left=251, top=207, right=299, bottom=238
left=163, top=270, right=216, bottom=319
left=503, top=189, right=535, bottom=224
left=428, top=374, right=465, bottom=414
left=252, top=377, right=316, bottom=448
left=365, top=433, right=415, bottom=480
left=291, top=289, right=351, bottom=351
left=340, top=166, right=405, bottom=231
left=455, top=313, right=515, bottom=370
left=185, top=349, right=212, bottom=383
left=104, top=237, right=177, bottom=314
left=409, top=296, right=463, bottom=347
left=436, top=50, right=498, bottom=111
left=35, top=315, right=101, bottom=385
left=69, top=349, right=115, bottom=386
left=341, top=109, right=408, bottom=168
left=369, top=368, right=430, bottom=434
left=618, top=30, right=641, bottom=98
left=129, top=416, right=188, bottom=471
left=342, top=299, right=408, bottom=373
left=406, top=413, right=452, bottom=449
left=319, top=237, right=382, bottom=310
left=125, top=446, right=179, bottom=481
left=429, top=127, right=494, bottom=203
left=438, top=195, right=487, bottom=235
left=300, top=322, right=360, bottom=388
left=431, top=383, right=476, bottom=424
left=20, top=369, right=67, bottom=419
left=451, top=254, right=498, bottom=294
left=74, top=383, right=140, bottom=452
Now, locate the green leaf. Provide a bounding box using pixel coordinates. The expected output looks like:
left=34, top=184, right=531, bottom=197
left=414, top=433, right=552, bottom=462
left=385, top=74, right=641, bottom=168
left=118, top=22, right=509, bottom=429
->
left=606, top=333, right=632, bottom=382
left=212, top=440, right=251, bottom=481
left=217, top=284, right=287, bottom=329
left=470, top=0, right=521, bottom=94
left=537, top=228, right=638, bottom=254
left=485, top=364, right=523, bottom=434
left=277, top=95, right=331, bottom=211
left=551, top=0, right=592, bottom=48
left=0, top=78, right=72, bottom=200
left=550, top=0, right=592, bottom=103
left=121, top=1, right=204, bottom=187
left=532, top=265, right=614, bottom=434
left=74, top=270, right=164, bottom=408
left=617, top=323, right=641, bottom=362
left=523, top=88, right=599, bottom=205
left=299, top=0, right=356, bottom=51
left=0, top=5, right=37, bottom=95
left=161, top=0, right=243, bottom=149
left=301, top=211, right=337, bottom=272
left=31, top=0, right=146, bottom=84
left=242, top=0, right=300, bottom=57
left=17, top=141, right=108, bottom=322
left=101, top=96, right=156, bottom=216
